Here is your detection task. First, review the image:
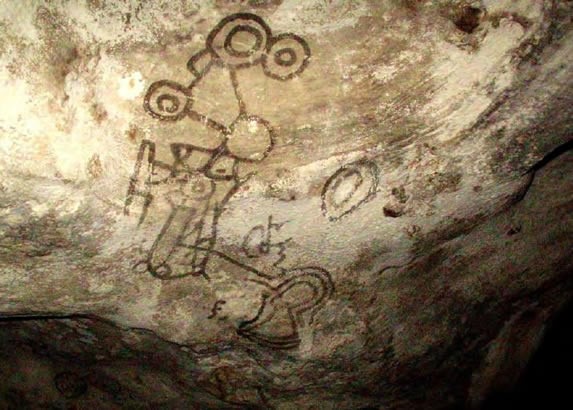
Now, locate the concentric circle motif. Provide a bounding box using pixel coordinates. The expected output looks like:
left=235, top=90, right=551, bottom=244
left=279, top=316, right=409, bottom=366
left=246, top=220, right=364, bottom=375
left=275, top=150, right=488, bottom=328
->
left=207, top=13, right=271, bottom=68
left=262, top=33, right=311, bottom=81
left=321, top=160, right=380, bottom=221
left=143, top=80, right=192, bottom=121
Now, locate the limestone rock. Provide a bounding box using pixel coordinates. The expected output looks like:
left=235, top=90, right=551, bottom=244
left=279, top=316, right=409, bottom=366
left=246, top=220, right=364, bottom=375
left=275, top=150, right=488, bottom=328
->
left=0, top=1, right=571, bottom=408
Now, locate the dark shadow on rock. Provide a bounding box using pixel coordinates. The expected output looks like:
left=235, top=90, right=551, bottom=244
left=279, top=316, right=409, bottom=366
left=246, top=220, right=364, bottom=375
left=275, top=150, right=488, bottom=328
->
left=481, top=293, right=573, bottom=409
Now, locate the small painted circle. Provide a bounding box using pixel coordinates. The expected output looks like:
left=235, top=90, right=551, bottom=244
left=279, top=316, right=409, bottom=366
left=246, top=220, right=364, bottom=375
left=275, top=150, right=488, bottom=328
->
left=274, top=48, right=297, bottom=67
left=207, top=13, right=271, bottom=68
left=224, top=25, right=264, bottom=58
left=263, top=33, right=311, bottom=81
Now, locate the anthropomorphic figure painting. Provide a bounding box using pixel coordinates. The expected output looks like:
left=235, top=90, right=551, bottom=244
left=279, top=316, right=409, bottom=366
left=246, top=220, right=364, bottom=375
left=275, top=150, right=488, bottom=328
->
left=125, top=13, right=333, bottom=349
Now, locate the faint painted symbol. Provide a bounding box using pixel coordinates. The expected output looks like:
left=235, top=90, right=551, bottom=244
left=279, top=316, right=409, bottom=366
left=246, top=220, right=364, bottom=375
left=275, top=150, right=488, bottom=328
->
left=238, top=267, right=334, bottom=349
left=241, top=215, right=291, bottom=268
left=124, top=13, right=332, bottom=350
left=208, top=300, right=227, bottom=319
left=321, top=159, right=380, bottom=221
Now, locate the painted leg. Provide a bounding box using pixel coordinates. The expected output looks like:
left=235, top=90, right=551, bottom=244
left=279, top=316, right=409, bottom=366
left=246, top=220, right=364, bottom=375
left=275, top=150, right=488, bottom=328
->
left=147, top=174, right=215, bottom=279
left=180, top=178, right=239, bottom=277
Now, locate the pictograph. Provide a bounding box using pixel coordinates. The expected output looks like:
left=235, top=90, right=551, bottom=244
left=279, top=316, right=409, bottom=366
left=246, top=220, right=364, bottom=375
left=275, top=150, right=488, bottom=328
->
left=125, top=13, right=332, bottom=349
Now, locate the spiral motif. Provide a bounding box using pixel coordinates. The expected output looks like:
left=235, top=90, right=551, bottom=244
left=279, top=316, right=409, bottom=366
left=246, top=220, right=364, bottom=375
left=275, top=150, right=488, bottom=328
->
left=143, top=80, right=192, bottom=121
left=262, top=33, right=311, bottom=81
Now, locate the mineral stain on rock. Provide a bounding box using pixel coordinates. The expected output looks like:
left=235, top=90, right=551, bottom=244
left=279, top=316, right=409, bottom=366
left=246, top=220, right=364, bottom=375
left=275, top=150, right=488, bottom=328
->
left=87, top=154, right=104, bottom=179
left=454, top=6, right=483, bottom=34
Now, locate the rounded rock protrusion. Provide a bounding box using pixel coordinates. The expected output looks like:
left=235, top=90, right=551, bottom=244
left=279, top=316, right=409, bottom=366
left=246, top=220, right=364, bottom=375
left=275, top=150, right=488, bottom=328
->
left=226, top=116, right=274, bottom=162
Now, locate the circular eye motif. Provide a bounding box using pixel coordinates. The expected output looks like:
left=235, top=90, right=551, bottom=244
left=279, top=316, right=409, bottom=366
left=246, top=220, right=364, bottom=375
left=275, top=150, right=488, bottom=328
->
left=263, top=33, right=311, bottom=81
left=207, top=13, right=271, bottom=68
left=143, top=80, right=192, bottom=121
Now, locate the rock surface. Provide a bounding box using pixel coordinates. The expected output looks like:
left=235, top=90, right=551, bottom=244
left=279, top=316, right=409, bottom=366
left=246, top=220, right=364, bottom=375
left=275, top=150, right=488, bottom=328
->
left=0, top=1, right=571, bottom=408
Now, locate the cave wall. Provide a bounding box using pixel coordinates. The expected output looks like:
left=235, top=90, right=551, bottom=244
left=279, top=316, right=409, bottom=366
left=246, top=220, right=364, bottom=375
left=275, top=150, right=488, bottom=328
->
left=0, top=1, right=571, bottom=408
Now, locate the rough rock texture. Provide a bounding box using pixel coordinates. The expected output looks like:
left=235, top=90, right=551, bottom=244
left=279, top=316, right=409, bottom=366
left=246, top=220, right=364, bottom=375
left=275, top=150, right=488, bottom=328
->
left=0, top=1, right=571, bottom=408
